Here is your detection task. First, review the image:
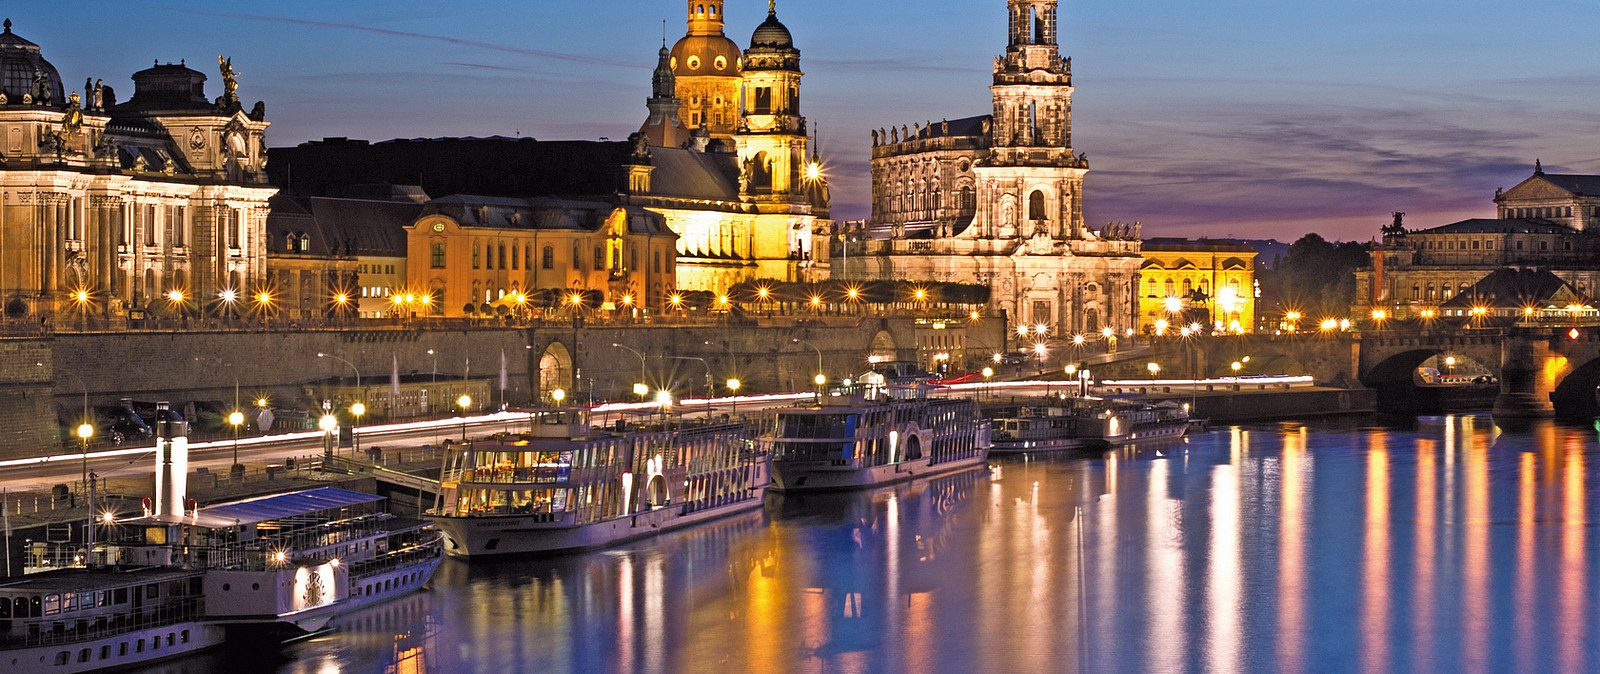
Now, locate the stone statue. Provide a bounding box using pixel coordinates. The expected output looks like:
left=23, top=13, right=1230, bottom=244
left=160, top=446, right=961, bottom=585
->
left=901, top=125, right=908, bottom=141
left=249, top=101, right=266, bottom=121
left=62, top=92, right=83, bottom=135
left=981, top=118, right=992, bottom=135
left=739, top=157, right=754, bottom=193
left=941, top=119, right=949, bottom=135
left=218, top=56, right=239, bottom=102
left=91, top=78, right=104, bottom=110
left=890, top=127, right=898, bottom=143
left=913, top=122, right=920, bottom=138
left=65, top=253, right=88, bottom=289
left=871, top=128, right=878, bottom=146
left=32, top=69, right=51, bottom=106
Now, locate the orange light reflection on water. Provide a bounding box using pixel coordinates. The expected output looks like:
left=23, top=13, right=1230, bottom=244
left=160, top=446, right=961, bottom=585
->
left=1360, top=433, right=1390, bottom=673
left=1277, top=426, right=1308, bottom=674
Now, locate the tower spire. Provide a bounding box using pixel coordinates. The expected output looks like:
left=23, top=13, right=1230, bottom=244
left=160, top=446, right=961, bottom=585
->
left=769, top=0, right=777, bottom=16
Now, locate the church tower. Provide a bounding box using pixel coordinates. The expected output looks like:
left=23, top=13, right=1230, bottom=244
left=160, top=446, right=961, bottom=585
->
left=669, top=0, right=743, bottom=140
left=735, top=1, right=809, bottom=198
left=639, top=44, right=689, bottom=148
left=976, top=0, right=1088, bottom=239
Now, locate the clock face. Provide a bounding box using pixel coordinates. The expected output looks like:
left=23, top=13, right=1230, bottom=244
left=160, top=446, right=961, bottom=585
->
left=432, top=223, right=446, bottom=233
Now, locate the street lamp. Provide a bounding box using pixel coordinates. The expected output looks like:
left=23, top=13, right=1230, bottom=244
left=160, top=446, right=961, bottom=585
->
left=227, top=410, right=244, bottom=471
left=726, top=378, right=741, bottom=416
left=613, top=343, right=648, bottom=399
left=319, top=402, right=338, bottom=465
left=814, top=373, right=827, bottom=402
left=1147, top=362, right=1161, bottom=380
left=671, top=356, right=713, bottom=416
left=350, top=402, right=366, bottom=455
left=1444, top=356, right=1456, bottom=377
left=792, top=339, right=824, bottom=394
left=1065, top=364, right=1078, bottom=399
left=457, top=394, right=473, bottom=442
left=551, top=388, right=566, bottom=406
left=75, top=422, right=93, bottom=488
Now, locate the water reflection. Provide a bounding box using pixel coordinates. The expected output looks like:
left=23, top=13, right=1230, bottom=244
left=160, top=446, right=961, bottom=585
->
left=133, top=416, right=1600, bottom=674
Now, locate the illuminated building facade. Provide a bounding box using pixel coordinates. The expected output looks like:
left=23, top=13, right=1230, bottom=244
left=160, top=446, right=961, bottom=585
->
left=0, top=20, right=273, bottom=321
left=849, top=0, right=1143, bottom=338
left=403, top=196, right=677, bottom=318
left=1357, top=164, right=1600, bottom=319
left=1137, top=240, right=1257, bottom=334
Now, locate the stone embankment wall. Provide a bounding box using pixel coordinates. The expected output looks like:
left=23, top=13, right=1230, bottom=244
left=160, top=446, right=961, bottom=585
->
left=17, top=318, right=1004, bottom=460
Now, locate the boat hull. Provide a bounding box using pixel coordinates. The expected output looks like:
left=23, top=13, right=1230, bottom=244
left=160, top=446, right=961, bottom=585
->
left=427, top=491, right=766, bottom=558
left=0, top=622, right=226, bottom=674
left=771, top=453, right=989, bottom=493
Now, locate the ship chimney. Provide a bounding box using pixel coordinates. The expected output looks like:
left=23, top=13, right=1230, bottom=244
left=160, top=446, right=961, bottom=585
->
left=152, top=402, right=189, bottom=519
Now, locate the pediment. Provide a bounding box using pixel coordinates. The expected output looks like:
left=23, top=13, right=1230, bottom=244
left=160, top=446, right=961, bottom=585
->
left=1501, top=176, right=1575, bottom=201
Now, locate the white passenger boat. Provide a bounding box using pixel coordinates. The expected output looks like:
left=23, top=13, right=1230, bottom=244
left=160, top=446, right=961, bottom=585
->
left=987, top=396, right=1190, bottom=454
left=767, top=378, right=990, bottom=492
left=426, top=408, right=769, bottom=557
left=0, top=404, right=443, bottom=674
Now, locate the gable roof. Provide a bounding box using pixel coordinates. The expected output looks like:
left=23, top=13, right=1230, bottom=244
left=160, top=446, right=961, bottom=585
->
left=1414, top=218, right=1575, bottom=235
left=1441, top=268, right=1590, bottom=308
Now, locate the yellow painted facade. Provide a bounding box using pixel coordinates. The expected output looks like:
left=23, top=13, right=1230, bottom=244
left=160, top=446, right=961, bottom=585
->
left=403, top=200, right=677, bottom=318
left=1138, top=242, right=1257, bottom=334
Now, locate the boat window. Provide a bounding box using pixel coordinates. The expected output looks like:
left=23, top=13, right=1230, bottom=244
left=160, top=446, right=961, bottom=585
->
left=114, top=588, right=127, bottom=604
left=44, top=594, right=59, bottom=615
left=779, top=414, right=857, bottom=439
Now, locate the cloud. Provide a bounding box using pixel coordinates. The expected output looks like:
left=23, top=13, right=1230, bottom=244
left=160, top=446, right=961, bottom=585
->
left=147, top=6, right=646, bottom=70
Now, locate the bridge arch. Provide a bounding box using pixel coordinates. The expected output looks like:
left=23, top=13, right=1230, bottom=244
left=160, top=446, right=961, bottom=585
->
left=1550, top=357, right=1600, bottom=419
left=538, top=342, right=573, bottom=400
left=868, top=330, right=897, bottom=362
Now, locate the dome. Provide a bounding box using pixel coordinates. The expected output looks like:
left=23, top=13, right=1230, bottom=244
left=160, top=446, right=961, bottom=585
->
left=668, top=34, right=742, bottom=79
left=0, top=19, right=66, bottom=105
left=750, top=13, right=794, bottom=49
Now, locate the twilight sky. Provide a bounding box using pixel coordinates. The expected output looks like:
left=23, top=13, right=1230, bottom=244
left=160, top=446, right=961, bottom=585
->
left=16, top=0, right=1600, bottom=240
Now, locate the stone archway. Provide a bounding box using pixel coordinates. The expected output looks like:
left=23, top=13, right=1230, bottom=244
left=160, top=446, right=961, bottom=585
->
left=1550, top=357, right=1600, bottom=419
left=868, top=330, right=897, bottom=362
left=538, top=342, right=573, bottom=399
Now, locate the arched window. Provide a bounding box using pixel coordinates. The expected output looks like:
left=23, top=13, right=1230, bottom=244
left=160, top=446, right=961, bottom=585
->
left=511, top=245, right=519, bottom=270
left=498, top=244, right=507, bottom=270
left=654, top=251, right=662, bottom=273
left=1182, top=279, right=1192, bottom=296
left=1412, top=283, right=1420, bottom=300
left=572, top=243, right=582, bottom=271
left=1164, top=279, right=1174, bottom=297
left=285, top=234, right=294, bottom=252
left=1028, top=190, right=1047, bottom=221
left=543, top=246, right=554, bottom=270
left=298, top=235, right=309, bottom=252
left=1085, top=308, right=1099, bottom=334
left=473, top=242, right=481, bottom=269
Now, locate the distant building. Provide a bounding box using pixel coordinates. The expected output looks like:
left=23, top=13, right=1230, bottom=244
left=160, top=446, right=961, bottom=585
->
left=264, top=193, right=420, bottom=319
left=0, top=20, right=274, bottom=321
left=404, top=196, right=677, bottom=317
left=846, top=0, right=1143, bottom=338
left=267, top=1, right=831, bottom=304
left=1357, top=164, right=1600, bottom=318
left=1138, top=240, right=1257, bottom=334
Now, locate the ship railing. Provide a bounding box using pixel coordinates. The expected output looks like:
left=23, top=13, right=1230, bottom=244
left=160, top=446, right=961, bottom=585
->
left=347, top=534, right=443, bottom=582
left=1, top=597, right=202, bottom=648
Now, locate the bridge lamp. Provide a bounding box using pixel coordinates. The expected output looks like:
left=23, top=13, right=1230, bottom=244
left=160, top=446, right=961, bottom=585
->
left=1034, top=324, right=1048, bottom=336
left=1319, top=319, right=1338, bottom=332
left=970, top=310, right=982, bottom=321
left=1339, top=319, right=1351, bottom=331
left=1017, top=325, right=1030, bottom=337
left=1147, top=362, right=1161, bottom=379
left=551, top=388, right=566, bottom=404
left=1232, top=361, right=1243, bottom=377
left=1065, top=364, right=1077, bottom=377
left=655, top=389, right=672, bottom=407
left=633, top=382, right=650, bottom=399
left=318, top=414, right=338, bottom=433
left=1072, top=334, right=1086, bottom=346
left=982, top=367, right=994, bottom=378
left=814, top=373, right=827, bottom=386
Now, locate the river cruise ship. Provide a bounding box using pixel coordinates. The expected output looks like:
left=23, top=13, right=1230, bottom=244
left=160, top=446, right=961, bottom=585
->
left=0, top=488, right=443, bottom=674
left=767, top=379, right=991, bottom=492
left=987, top=397, right=1190, bottom=454
left=426, top=408, right=769, bottom=557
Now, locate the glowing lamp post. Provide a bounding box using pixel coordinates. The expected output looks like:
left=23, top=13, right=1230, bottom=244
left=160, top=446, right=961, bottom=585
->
left=1147, top=362, right=1161, bottom=380
left=227, top=410, right=245, bottom=471
left=350, top=402, right=366, bottom=454
left=457, top=394, right=473, bottom=441
left=551, top=388, right=566, bottom=406
left=319, top=408, right=338, bottom=465
left=726, top=378, right=741, bottom=416
left=76, top=422, right=93, bottom=488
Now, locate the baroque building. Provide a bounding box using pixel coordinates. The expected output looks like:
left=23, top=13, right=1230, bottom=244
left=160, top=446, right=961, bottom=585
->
left=1137, top=239, right=1257, bottom=334
left=0, top=20, right=273, bottom=321
left=847, top=0, right=1142, bottom=337
left=1356, top=163, right=1600, bottom=319
left=269, top=2, right=830, bottom=304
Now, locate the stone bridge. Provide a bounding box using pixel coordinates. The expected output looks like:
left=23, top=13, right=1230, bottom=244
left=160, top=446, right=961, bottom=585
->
left=1146, top=328, right=1600, bottom=420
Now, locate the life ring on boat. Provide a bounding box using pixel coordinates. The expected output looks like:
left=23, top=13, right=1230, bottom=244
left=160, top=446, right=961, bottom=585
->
left=141, top=497, right=152, bottom=514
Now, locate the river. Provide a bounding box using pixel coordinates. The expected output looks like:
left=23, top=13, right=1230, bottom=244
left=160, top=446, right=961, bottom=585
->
left=138, top=414, right=1600, bottom=673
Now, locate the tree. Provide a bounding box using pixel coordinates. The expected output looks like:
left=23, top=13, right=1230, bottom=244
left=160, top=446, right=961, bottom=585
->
left=1266, top=234, right=1372, bottom=318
